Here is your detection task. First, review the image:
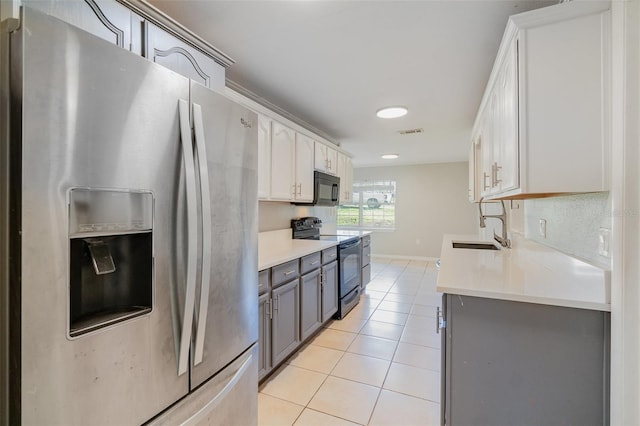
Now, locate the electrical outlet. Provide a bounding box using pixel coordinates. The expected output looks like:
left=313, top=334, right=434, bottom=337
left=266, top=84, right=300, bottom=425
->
left=538, top=219, right=547, bottom=238
left=598, top=228, right=611, bottom=257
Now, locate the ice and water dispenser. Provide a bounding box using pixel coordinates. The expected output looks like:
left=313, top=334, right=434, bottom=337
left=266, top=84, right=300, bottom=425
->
left=69, top=189, right=153, bottom=337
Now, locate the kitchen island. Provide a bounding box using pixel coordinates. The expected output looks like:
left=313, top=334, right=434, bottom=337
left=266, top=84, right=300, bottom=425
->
left=436, top=233, right=610, bottom=426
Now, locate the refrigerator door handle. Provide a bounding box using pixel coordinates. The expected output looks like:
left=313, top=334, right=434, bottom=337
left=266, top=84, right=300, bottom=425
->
left=192, top=103, right=213, bottom=365
left=177, top=99, right=199, bottom=376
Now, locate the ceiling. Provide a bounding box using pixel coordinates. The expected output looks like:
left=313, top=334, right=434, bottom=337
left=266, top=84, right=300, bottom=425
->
left=149, top=0, right=555, bottom=167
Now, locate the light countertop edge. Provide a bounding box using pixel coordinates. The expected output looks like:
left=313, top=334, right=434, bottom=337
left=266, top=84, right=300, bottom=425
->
left=258, top=229, right=339, bottom=271
left=436, top=234, right=611, bottom=312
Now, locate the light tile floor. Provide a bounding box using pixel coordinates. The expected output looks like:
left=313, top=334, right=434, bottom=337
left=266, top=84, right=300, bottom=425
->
left=259, top=257, right=442, bottom=426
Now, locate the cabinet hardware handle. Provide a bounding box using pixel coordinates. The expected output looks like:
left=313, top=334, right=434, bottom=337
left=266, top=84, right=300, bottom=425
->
left=283, top=270, right=295, bottom=276
left=310, top=260, right=320, bottom=265
left=274, top=296, right=279, bottom=311
left=483, top=172, right=491, bottom=191
left=494, top=162, right=502, bottom=185
left=436, top=306, right=441, bottom=334
left=297, top=183, right=302, bottom=196
left=266, top=299, right=273, bottom=319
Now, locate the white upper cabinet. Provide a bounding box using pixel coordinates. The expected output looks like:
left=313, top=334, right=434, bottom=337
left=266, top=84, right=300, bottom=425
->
left=294, top=134, right=315, bottom=202
left=257, top=115, right=272, bottom=200
left=337, top=153, right=353, bottom=204
left=468, top=138, right=481, bottom=202
left=22, top=0, right=137, bottom=51
left=270, top=122, right=296, bottom=201
left=315, top=142, right=338, bottom=175
left=146, top=23, right=225, bottom=90
left=472, top=1, right=610, bottom=199
left=261, top=119, right=319, bottom=202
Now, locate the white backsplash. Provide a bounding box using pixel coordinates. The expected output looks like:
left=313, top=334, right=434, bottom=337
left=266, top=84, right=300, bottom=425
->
left=258, top=201, right=337, bottom=233
left=524, top=192, right=611, bottom=269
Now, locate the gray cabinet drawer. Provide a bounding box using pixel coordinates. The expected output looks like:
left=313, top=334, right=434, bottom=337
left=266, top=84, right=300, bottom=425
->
left=361, top=234, right=371, bottom=247
left=300, top=252, right=321, bottom=275
left=362, top=245, right=371, bottom=267
left=321, top=247, right=338, bottom=265
left=258, top=269, right=270, bottom=295
left=272, top=259, right=299, bottom=287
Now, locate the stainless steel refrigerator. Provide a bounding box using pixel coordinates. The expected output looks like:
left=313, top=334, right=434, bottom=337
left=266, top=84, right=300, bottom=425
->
left=0, top=7, right=258, bottom=425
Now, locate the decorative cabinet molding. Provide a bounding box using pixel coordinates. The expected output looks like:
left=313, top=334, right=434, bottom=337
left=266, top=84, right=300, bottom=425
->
left=146, top=22, right=225, bottom=89
left=22, top=0, right=132, bottom=49
left=472, top=1, right=611, bottom=200
left=21, top=0, right=230, bottom=89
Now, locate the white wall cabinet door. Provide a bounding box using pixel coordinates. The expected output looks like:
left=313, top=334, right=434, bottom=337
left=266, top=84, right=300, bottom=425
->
left=258, top=115, right=272, bottom=200
left=294, top=133, right=315, bottom=202
left=494, top=38, right=519, bottom=193
left=471, top=2, right=609, bottom=199
left=336, top=153, right=353, bottom=204
left=480, top=107, right=494, bottom=198
left=314, top=142, right=338, bottom=175
left=270, top=122, right=295, bottom=201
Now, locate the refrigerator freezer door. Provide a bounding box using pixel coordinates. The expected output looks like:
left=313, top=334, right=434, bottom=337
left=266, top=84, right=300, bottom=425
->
left=148, top=344, right=258, bottom=426
left=16, top=8, right=191, bottom=424
left=189, top=82, right=259, bottom=388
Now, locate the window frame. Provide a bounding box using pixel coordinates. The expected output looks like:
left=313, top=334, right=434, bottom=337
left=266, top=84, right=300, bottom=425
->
left=337, top=180, right=396, bottom=231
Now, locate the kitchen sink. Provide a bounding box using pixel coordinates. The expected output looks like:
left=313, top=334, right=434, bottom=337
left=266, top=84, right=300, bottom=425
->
left=452, top=241, right=500, bottom=250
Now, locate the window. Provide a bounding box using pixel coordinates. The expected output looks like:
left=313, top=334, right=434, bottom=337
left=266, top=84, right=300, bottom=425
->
left=337, top=180, right=396, bottom=230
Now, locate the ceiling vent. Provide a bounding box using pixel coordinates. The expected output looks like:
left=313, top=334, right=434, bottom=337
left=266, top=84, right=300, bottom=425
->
left=398, top=128, right=424, bottom=135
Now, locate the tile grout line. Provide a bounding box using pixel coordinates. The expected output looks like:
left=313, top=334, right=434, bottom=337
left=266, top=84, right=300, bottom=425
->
left=259, top=260, right=439, bottom=425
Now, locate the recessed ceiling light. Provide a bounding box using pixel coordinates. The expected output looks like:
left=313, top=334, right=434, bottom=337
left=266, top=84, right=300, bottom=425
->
left=376, top=106, right=408, bottom=119
left=381, top=154, right=399, bottom=160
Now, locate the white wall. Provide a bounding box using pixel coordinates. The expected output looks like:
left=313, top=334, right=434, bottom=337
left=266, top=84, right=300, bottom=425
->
left=354, top=162, right=477, bottom=258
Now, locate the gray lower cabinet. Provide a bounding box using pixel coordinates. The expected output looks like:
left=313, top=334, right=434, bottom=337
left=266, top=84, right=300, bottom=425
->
left=321, top=261, right=339, bottom=322
left=271, top=279, right=300, bottom=367
left=299, top=269, right=322, bottom=341
left=441, top=293, right=610, bottom=426
left=361, top=235, right=371, bottom=287
left=258, top=292, right=271, bottom=381
left=259, top=249, right=340, bottom=382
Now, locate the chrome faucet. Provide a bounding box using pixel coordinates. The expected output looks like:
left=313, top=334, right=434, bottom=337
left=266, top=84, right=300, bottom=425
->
left=478, top=197, right=511, bottom=248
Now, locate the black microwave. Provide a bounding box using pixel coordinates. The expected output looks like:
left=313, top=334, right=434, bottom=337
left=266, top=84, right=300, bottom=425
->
left=295, top=171, right=340, bottom=206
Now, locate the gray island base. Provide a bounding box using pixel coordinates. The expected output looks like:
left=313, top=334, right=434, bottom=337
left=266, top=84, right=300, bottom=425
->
left=441, top=294, right=610, bottom=426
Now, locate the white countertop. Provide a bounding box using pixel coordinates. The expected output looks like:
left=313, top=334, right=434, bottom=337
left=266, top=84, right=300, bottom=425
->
left=332, top=230, right=373, bottom=237
left=259, top=229, right=339, bottom=271
left=436, top=234, right=611, bottom=311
